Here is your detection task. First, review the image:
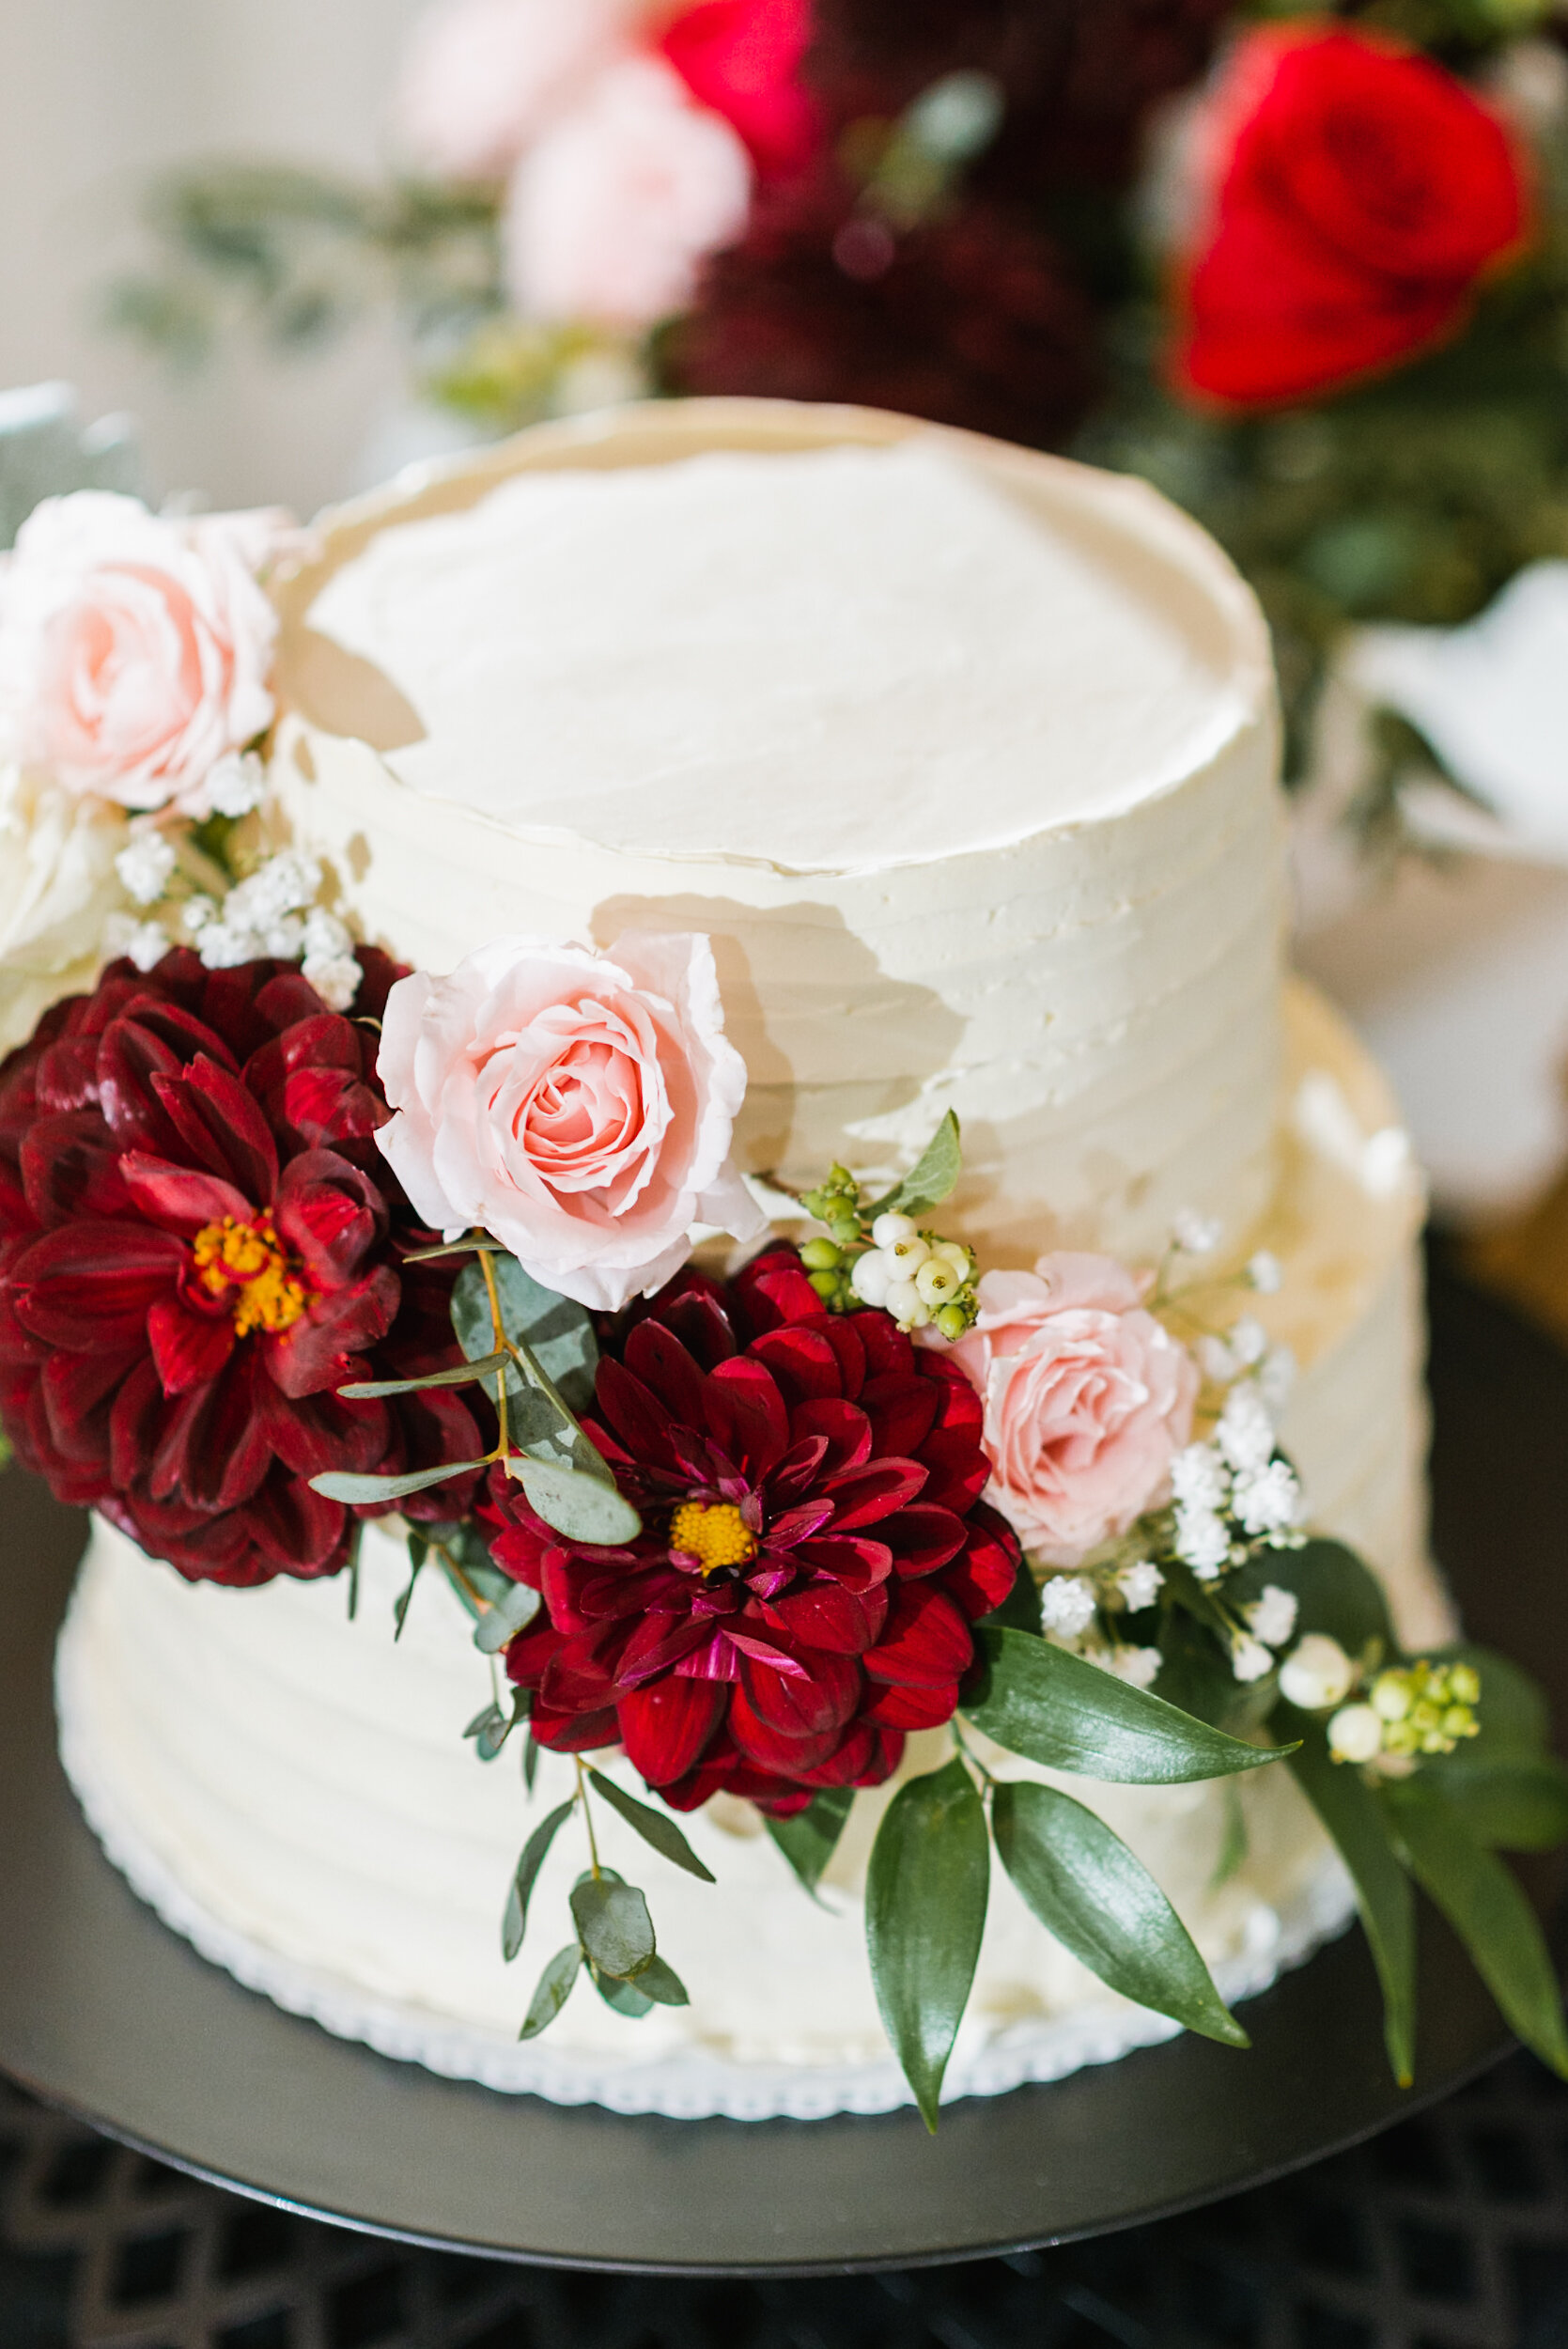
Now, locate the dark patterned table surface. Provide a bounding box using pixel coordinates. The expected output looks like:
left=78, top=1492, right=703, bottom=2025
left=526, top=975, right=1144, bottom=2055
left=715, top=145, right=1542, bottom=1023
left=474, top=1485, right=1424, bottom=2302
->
left=3, top=2051, right=1568, bottom=2349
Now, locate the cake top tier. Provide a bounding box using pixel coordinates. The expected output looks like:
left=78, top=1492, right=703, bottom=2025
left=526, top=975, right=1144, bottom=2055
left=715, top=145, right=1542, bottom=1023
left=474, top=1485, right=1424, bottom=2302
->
left=299, top=437, right=1261, bottom=876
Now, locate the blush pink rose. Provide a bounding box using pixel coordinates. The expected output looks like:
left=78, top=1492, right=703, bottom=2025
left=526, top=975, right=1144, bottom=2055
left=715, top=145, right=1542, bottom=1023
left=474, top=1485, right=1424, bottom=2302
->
left=944, top=1254, right=1199, bottom=1566
left=395, top=0, right=641, bottom=182
left=0, top=492, right=287, bottom=816
left=375, top=931, right=765, bottom=1311
left=503, top=54, right=753, bottom=327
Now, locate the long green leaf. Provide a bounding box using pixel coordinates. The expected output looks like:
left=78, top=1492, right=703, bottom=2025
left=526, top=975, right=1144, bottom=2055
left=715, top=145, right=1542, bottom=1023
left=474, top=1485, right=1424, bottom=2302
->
left=766, top=1788, right=855, bottom=1897
left=964, top=1628, right=1290, bottom=1784
left=1384, top=1777, right=1568, bottom=2078
left=502, top=1798, right=573, bottom=1962
left=865, top=1757, right=988, bottom=2130
left=587, top=1768, right=716, bottom=1882
left=337, top=1348, right=510, bottom=1399
left=992, top=1781, right=1248, bottom=2047
left=1284, top=1711, right=1415, bottom=2084
left=519, top=1943, right=581, bottom=2040
left=309, top=1456, right=489, bottom=1504
left=866, top=1111, right=963, bottom=1221
left=1426, top=1758, right=1568, bottom=1851
left=569, top=1875, right=657, bottom=1981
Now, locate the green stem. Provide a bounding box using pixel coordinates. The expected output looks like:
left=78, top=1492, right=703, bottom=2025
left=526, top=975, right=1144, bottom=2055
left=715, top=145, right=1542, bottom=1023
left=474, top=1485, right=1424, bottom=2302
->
left=575, top=1755, right=601, bottom=1878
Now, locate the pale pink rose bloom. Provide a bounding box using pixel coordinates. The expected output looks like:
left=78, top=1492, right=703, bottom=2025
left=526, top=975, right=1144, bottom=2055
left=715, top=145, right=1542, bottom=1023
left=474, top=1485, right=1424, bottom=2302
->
left=945, top=1254, right=1200, bottom=1567
left=504, top=54, right=753, bottom=327
left=0, top=493, right=287, bottom=817
left=395, top=0, right=641, bottom=182
left=376, top=931, right=764, bottom=1312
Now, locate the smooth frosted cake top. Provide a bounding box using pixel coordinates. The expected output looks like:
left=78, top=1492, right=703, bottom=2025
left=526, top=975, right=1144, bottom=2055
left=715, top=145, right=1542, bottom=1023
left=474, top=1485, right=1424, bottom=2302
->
left=303, top=443, right=1252, bottom=872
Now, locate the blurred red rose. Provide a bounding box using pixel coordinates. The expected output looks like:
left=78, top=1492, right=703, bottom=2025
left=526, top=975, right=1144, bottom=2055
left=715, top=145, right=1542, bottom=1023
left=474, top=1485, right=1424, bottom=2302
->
left=1171, top=23, right=1531, bottom=409
left=660, top=0, right=821, bottom=180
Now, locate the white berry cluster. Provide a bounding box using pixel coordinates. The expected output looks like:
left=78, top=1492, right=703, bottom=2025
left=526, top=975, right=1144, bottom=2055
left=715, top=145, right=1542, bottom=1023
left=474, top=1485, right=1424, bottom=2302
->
left=1276, top=1640, right=1482, bottom=1769
left=1169, top=1378, right=1305, bottom=1585
left=846, top=1213, right=973, bottom=1334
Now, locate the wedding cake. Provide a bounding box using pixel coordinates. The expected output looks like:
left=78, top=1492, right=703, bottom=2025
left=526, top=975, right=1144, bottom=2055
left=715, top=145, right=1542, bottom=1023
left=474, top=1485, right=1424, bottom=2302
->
left=48, top=399, right=1453, bottom=2119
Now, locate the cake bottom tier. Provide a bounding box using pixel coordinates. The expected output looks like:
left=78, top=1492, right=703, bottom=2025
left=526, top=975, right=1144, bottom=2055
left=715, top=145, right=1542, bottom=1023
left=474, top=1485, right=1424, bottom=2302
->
left=52, top=980, right=1439, bottom=2120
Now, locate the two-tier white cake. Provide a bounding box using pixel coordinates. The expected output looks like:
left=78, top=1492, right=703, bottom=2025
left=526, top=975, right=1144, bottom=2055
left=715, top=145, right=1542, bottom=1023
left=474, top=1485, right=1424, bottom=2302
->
left=56, top=400, right=1447, bottom=2117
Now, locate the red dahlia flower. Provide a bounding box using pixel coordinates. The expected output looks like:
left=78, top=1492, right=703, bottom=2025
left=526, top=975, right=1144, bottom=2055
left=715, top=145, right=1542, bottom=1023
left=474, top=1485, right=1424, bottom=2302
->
left=491, top=1247, right=1018, bottom=1813
left=0, top=949, right=486, bottom=1585
left=1172, top=26, right=1531, bottom=410
left=660, top=0, right=821, bottom=181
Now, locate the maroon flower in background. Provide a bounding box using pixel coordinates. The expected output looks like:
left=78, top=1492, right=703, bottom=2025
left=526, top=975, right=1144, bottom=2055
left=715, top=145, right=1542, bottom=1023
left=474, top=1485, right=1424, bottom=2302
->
left=491, top=1247, right=1018, bottom=1813
left=0, top=949, right=486, bottom=1586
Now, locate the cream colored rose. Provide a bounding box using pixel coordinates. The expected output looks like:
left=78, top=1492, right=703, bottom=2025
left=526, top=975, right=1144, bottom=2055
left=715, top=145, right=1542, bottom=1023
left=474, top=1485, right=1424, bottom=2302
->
left=0, top=492, right=287, bottom=816
left=504, top=54, right=753, bottom=328
left=375, top=930, right=764, bottom=1311
left=0, top=763, right=131, bottom=1053
left=945, top=1254, right=1201, bottom=1567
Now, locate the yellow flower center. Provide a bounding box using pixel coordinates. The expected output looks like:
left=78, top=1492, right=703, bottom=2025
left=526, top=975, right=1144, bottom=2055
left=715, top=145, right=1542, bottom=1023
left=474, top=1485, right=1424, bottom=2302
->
left=191, top=1216, right=313, bottom=1338
left=669, top=1500, right=757, bottom=1576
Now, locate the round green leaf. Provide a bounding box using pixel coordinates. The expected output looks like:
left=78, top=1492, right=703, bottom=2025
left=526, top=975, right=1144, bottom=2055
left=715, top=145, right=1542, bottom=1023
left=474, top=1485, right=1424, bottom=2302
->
left=517, top=1459, right=643, bottom=1546
left=569, top=1875, right=656, bottom=1981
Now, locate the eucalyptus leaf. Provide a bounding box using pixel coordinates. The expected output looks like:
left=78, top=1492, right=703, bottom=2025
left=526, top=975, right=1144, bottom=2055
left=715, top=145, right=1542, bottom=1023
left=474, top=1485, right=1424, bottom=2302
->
left=635, top=1954, right=691, bottom=2008
left=866, top=1111, right=963, bottom=1221
left=865, top=1757, right=988, bottom=2130
left=451, top=1253, right=599, bottom=1414
left=766, top=1788, right=855, bottom=1897
left=1425, top=1757, right=1568, bottom=1851
left=393, top=1548, right=424, bottom=1642
left=513, top=1457, right=643, bottom=1546
left=1284, top=1710, right=1415, bottom=2085
left=964, top=1628, right=1289, bottom=1784
left=586, top=1769, right=716, bottom=1882
left=337, top=1348, right=510, bottom=1399
left=502, top=1798, right=573, bottom=1962
left=592, top=1971, right=655, bottom=2019
left=523, top=1732, right=540, bottom=1794
left=993, top=1780, right=1248, bottom=2047
left=463, top=1703, right=504, bottom=1742
left=474, top=1579, right=541, bottom=1655
left=309, top=1457, right=489, bottom=1505
left=569, top=1875, right=657, bottom=1981
left=1384, top=1777, right=1568, bottom=2079
left=519, top=1943, right=581, bottom=2040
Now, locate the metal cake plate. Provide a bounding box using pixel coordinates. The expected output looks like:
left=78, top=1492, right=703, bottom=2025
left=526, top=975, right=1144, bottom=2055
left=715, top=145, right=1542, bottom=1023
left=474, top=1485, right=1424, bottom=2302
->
left=0, top=1246, right=1560, bottom=2275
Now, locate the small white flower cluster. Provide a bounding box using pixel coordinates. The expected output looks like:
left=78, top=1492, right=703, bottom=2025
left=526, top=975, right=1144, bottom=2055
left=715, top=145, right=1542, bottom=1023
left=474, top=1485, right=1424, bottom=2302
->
left=184, top=852, right=360, bottom=1011
left=848, top=1212, right=972, bottom=1335
left=1230, top=1581, right=1300, bottom=1683
left=1172, top=1208, right=1222, bottom=1257
left=1035, top=1556, right=1166, bottom=1688
left=205, top=749, right=268, bottom=819
left=1170, top=1379, right=1304, bottom=1586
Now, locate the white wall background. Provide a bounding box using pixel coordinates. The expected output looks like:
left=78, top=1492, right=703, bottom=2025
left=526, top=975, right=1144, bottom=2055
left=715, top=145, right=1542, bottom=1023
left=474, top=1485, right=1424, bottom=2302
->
left=0, top=0, right=428, bottom=518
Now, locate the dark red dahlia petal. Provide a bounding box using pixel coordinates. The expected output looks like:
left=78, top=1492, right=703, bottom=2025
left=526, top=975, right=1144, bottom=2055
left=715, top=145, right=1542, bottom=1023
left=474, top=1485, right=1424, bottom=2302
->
left=150, top=1351, right=272, bottom=1513
left=96, top=1009, right=225, bottom=1154
left=746, top=1322, right=846, bottom=1404
left=759, top=1495, right=834, bottom=1548
left=862, top=1582, right=975, bottom=1689
left=503, top=1616, right=563, bottom=1687
left=731, top=1247, right=823, bottom=1334
left=262, top=1265, right=399, bottom=1399
left=738, top=1641, right=860, bottom=1737
left=946, top=1503, right=1023, bottom=1621
left=34, top=1034, right=101, bottom=1118
left=254, top=1379, right=390, bottom=1478
left=253, top=971, right=339, bottom=1034
left=761, top=1575, right=889, bottom=1655
left=706, top=1354, right=790, bottom=1478
left=727, top=1685, right=841, bottom=1775
left=860, top=1369, right=940, bottom=1458
left=619, top=1676, right=725, bottom=1785
left=862, top=1680, right=962, bottom=1731
left=594, top=1354, right=678, bottom=1468
left=151, top=1054, right=279, bottom=1203
left=541, top=1630, right=622, bottom=1715
left=621, top=1316, right=710, bottom=1429
left=883, top=1502, right=968, bottom=1579
left=41, top=1345, right=135, bottom=1466
left=530, top=1702, right=623, bottom=1754
left=644, top=1280, right=738, bottom=1372
left=820, top=1455, right=927, bottom=1528
left=392, top=1388, right=488, bottom=1523
left=784, top=1395, right=871, bottom=1475
left=20, top=1113, right=131, bottom=1227
left=812, top=1312, right=871, bottom=1397
left=764, top=1430, right=831, bottom=1504
left=118, top=1154, right=252, bottom=1234
left=109, top=1357, right=164, bottom=1492
left=272, top=1149, right=387, bottom=1285
left=850, top=1311, right=910, bottom=1381
left=147, top=1293, right=237, bottom=1396
left=240, top=1464, right=352, bottom=1577
left=281, top=1066, right=387, bottom=1148
left=787, top=1532, right=893, bottom=1592
left=614, top=1608, right=710, bottom=1688
left=797, top=1719, right=906, bottom=1788
left=12, top=1221, right=183, bottom=1349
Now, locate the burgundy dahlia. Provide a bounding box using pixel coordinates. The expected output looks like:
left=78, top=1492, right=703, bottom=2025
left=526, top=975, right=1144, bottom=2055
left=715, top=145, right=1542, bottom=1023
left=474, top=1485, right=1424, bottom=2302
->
left=491, top=1247, right=1018, bottom=1813
left=0, top=948, right=486, bottom=1585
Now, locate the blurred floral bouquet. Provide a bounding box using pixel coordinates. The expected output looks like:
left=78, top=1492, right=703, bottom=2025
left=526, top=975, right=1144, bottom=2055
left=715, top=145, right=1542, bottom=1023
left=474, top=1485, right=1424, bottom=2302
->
left=110, top=0, right=1568, bottom=814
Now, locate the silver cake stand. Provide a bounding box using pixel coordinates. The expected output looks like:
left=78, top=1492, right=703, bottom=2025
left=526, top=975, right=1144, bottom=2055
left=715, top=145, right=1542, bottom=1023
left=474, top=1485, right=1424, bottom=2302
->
left=0, top=1245, right=1559, bottom=2274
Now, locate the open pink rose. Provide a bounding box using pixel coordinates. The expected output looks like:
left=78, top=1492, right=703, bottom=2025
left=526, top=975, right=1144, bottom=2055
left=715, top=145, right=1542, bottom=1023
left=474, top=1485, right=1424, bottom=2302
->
left=395, top=0, right=640, bottom=182
left=945, top=1254, right=1198, bottom=1566
left=0, top=492, right=286, bottom=817
left=375, top=931, right=764, bottom=1311
left=503, top=54, right=753, bottom=327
